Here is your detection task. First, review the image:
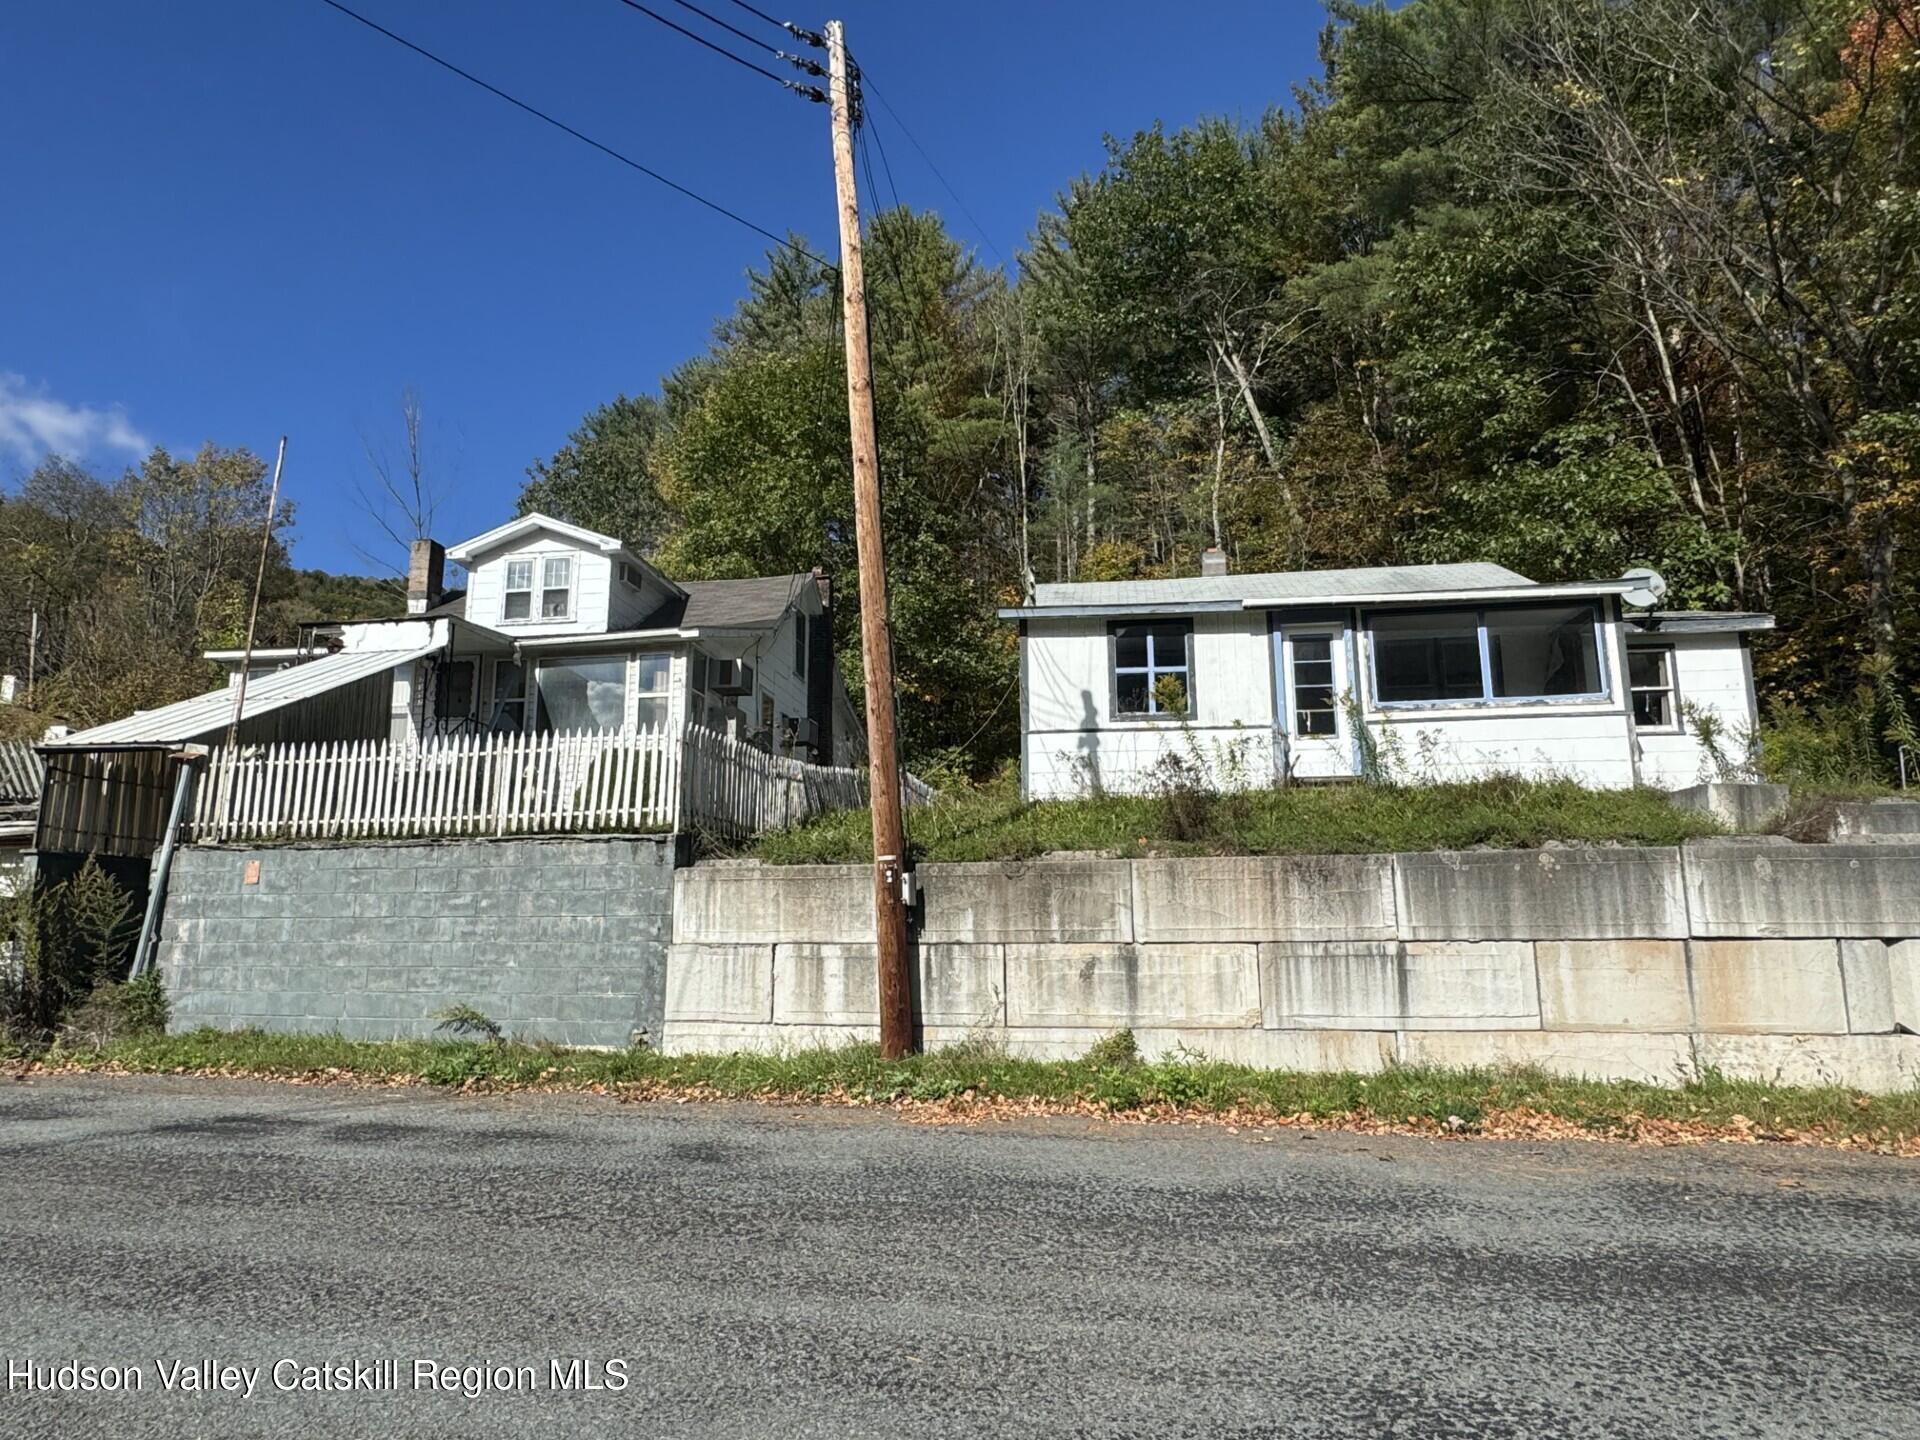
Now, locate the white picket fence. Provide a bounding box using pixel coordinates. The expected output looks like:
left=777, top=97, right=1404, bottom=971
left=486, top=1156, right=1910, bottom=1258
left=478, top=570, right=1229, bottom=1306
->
left=186, top=725, right=928, bottom=844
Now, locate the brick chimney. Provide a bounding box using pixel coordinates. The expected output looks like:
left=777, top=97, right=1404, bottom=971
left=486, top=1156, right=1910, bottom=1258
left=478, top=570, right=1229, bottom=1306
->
left=1200, top=546, right=1229, bottom=578
left=407, top=538, right=445, bottom=615
left=811, top=566, right=831, bottom=611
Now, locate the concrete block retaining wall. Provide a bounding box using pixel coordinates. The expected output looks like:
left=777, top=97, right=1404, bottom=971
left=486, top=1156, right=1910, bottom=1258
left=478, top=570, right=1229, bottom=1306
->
left=160, top=836, right=675, bottom=1047
left=667, top=843, right=1920, bottom=1092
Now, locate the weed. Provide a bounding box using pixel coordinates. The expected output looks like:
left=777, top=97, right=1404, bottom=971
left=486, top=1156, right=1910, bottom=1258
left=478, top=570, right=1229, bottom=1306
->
left=432, top=1004, right=504, bottom=1044
left=1083, top=1028, right=1141, bottom=1069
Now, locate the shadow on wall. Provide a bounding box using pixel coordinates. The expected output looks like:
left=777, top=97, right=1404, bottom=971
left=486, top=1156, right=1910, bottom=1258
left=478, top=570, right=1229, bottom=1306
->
left=1076, top=690, right=1102, bottom=796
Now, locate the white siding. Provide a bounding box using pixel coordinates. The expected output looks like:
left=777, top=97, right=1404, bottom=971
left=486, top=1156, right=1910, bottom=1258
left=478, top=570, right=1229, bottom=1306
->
left=1352, top=615, right=1638, bottom=787
left=1020, top=606, right=1668, bottom=796
left=1631, top=633, right=1756, bottom=789
left=607, top=560, right=677, bottom=630
left=1023, top=613, right=1273, bottom=800
left=464, top=528, right=614, bottom=636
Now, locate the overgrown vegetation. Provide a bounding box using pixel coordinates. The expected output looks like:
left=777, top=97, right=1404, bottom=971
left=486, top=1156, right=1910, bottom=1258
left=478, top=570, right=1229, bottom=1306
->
left=500, top=0, right=1920, bottom=785
left=27, top=1030, right=1919, bottom=1149
left=752, top=773, right=1721, bottom=864
left=0, top=857, right=145, bottom=1046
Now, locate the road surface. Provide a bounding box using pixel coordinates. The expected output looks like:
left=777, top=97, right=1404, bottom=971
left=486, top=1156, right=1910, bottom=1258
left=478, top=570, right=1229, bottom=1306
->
left=2, top=1074, right=1915, bottom=1438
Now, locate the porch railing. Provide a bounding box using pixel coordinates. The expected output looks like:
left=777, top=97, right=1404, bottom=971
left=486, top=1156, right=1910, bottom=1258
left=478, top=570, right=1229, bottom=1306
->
left=184, top=725, right=930, bottom=845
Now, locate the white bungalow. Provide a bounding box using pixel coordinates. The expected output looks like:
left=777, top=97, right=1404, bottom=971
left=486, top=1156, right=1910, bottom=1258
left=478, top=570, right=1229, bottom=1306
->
left=55, top=513, right=861, bottom=767
left=999, top=552, right=1771, bottom=799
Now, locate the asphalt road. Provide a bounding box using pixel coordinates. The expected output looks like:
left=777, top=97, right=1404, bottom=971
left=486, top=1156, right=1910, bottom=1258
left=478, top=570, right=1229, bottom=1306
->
left=1, top=1075, right=1915, bottom=1440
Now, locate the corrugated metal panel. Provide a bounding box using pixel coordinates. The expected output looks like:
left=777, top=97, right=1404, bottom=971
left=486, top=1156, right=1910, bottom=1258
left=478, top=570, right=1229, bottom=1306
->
left=1033, top=562, right=1533, bottom=608
left=0, top=741, right=43, bottom=802
left=48, top=644, right=439, bottom=747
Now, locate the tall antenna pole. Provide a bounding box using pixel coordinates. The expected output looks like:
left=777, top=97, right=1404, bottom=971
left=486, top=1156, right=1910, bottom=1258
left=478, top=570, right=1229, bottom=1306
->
left=225, top=436, right=288, bottom=753
left=826, top=19, right=914, bottom=1059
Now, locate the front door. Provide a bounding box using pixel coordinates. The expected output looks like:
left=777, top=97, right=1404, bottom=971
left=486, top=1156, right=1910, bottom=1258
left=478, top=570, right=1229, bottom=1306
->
left=1275, top=624, right=1353, bottom=780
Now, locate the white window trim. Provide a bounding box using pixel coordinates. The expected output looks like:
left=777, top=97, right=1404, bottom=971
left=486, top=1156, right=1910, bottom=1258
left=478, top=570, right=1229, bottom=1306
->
left=1629, top=643, right=1683, bottom=733
left=540, top=555, right=574, bottom=621
left=502, top=560, right=535, bottom=624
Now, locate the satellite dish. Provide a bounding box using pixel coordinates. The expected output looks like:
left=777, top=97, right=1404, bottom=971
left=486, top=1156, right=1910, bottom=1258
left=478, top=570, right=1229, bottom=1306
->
left=1620, top=566, right=1668, bottom=610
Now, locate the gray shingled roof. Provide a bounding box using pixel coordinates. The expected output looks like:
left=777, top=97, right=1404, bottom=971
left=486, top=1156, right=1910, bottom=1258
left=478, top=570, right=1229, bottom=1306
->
left=1033, top=562, right=1534, bottom=608
left=393, top=575, right=807, bottom=633
left=642, top=575, right=808, bottom=631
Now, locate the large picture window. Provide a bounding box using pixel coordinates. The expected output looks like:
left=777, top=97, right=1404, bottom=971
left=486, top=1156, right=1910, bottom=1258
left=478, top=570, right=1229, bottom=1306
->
left=1369, top=603, right=1606, bottom=706
left=535, top=655, right=627, bottom=732
left=1371, top=610, right=1484, bottom=703
left=1112, top=621, right=1192, bottom=717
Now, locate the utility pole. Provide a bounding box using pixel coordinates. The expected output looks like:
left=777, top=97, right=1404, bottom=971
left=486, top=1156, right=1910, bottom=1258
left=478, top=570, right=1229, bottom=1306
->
left=225, top=436, right=288, bottom=753
left=826, top=18, right=914, bottom=1059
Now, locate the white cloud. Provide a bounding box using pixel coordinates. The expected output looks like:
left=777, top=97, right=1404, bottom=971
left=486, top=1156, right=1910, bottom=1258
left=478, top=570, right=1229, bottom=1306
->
left=0, top=372, right=152, bottom=465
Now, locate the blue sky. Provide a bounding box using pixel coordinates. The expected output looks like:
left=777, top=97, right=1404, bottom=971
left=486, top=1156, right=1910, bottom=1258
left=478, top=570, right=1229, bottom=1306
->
left=0, top=1, right=1328, bottom=575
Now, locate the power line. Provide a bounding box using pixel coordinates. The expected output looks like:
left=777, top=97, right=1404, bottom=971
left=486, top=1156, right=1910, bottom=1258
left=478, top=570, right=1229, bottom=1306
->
left=718, top=0, right=795, bottom=37
left=658, top=0, right=784, bottom=56
left=853, top=62, right=1006, bottom=267
left=608, top=0, right=824, bottom=100
left=314, top=0, right=834, bottom=270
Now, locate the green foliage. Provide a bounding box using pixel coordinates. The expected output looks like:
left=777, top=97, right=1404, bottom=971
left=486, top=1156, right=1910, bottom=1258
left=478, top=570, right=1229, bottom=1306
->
left=432, top=1004, right=505, bottom=1044
left=520, top=394, right=672, bottom=552
left=755, top=774, right=1721, bottom=864
left=0, top=858, right=142, bottom=1043
left=52, top=1030, right=1920, bottom=1144
left=1082, top=1028, right=1140, bottom=1069
left=1757, top=695, right=1900, bottom=794
left=58, top=971, right=169, bottom=1051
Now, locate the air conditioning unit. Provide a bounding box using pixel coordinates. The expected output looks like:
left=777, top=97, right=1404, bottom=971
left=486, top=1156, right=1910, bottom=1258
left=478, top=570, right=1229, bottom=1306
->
left=708, top=658, right=756, bottom=695
left=782, top=717, right=819, bottom=750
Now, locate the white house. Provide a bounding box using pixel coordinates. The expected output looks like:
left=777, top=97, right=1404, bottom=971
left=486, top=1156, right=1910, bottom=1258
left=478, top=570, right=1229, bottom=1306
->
left=56, top=513, right=862, bottom=768
left=1000, top=553, right=1770, bottom=799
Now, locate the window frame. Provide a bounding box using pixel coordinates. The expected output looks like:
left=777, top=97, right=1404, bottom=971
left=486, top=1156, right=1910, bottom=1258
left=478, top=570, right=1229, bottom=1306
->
left=539, top=554, right=574, bottom=620
left=1108, top=619, right=1195, bottom=721
left=794, top=613, right=809, bottom=678
left=1365, top=601, right=1612, bottom=711
left=501, top=559, right=535, bottom=623
left=1627, top=643, right=1682, bottom=733
left=532, top=652, right=630, bottom=734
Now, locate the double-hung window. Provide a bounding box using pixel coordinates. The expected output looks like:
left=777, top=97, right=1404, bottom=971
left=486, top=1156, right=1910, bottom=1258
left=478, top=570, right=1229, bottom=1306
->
left=635, top=652, right=671, bottom=732
left=1369, top=603, right=1605, bottom=705
left=794, top=614, right=809, bottom=677
left=1112, top=621, right=1192, bottom=718
left=1629, top=646, right=1678, bottom=730
left=540, top=556, right=572, bottom=619
left=502, top=560, right=534, bottom=621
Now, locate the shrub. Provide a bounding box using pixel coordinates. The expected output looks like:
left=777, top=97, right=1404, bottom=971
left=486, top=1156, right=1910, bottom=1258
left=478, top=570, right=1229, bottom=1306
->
left=0, top=857, right=141, bottom=1045
left=1083, top=1028, right=1140, bottom=1068
left=58, top=972, right=170, bottom=1051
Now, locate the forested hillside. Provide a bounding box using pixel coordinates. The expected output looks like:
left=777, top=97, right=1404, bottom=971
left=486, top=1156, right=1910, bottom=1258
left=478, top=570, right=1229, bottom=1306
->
left=522, top=0, right=1920, bottom=779
left=0, top=447, right=396, bottom=738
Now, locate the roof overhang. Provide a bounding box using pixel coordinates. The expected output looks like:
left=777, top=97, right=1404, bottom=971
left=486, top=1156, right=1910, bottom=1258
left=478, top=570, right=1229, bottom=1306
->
left=446, top=512, right=685, bottom=599
left=1627, top=610, right=1775, bottom=635
left=996, top=600, right=1247, bottom=621
left=999, top=581, right=1634, bottom=621
left=1239, top=581, right=1636, bottom=609
left=511, top=628, right=691, bottom=653
left=46, top=636, right=447, bottom=748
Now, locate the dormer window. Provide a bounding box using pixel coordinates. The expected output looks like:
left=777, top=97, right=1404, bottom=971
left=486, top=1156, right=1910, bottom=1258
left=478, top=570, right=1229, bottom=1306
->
left=503, top=560, right=534, bottom=621
left=541, top=556, right=573, bottom=618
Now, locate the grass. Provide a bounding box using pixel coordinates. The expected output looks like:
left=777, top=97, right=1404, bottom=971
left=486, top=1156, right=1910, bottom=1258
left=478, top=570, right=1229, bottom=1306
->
left=750, top=776, right=1724, bottom=865
left=24, top=1028, right=1918, bottom=1150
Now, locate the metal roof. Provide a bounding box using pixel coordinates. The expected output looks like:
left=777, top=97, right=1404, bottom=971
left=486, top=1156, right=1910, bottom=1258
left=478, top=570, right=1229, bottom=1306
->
left=1030, top=562, right=1534, bottom=609
left=0, top=742, right=43, bottom=803
left=1628, top=610, right=1776, bottom=635
left=49, top=641, right=441, bottom=747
